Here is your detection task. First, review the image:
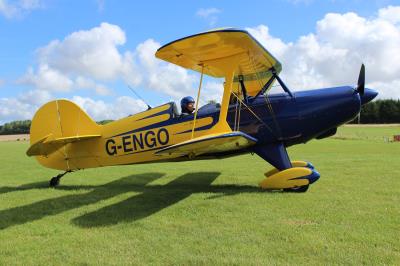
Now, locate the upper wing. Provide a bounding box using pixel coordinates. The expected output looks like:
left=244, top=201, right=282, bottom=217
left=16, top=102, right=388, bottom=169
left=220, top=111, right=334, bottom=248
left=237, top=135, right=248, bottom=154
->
left=155, top=28, right=281, bottom=96
left=156, top=131, right=257, bottom=158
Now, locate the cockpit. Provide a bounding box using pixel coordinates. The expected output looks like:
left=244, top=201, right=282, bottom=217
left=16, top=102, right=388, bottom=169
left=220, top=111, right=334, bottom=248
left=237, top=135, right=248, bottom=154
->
left=168, top=101, right=221, bottom=119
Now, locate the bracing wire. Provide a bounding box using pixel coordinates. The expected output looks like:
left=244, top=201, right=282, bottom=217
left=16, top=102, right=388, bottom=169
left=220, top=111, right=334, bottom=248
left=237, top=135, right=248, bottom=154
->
left=248, top=52, right=283, bottom=138
left=230, top=91, right=277, bottom=138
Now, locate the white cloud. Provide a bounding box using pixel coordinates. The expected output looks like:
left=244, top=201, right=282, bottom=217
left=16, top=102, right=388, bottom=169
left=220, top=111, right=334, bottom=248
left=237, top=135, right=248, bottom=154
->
left=246, top=7, right=400, bottom=98
left=20, top=22, right=207, bottom=104
left=135, top=39, right=197, bottom=98
left=199, top=81, right=223, bottom=104
left=0, top=0, right=42, bottom=18
left=196, top=7, right=221, bottom=26
left=378, top=5, right=400, bottom=24
left=11, top=22, right=198, bottom=123
left=0, top=89, right=51, bottom=124
left=246, top=25, right=289, bottom=58
left=18, top=64, right=73, bottom=92
left=368, top=80, right=400, bottom=99
left=6, top=6, right=400, bottom=124
left=71, top=96, right=148, bottom=121
left=0, top=0, right=17, bottom=18
left=0, top=98, right=33, bottom=123
left=196, top=7, right=220, bottom=17
left=75, top=76, right=112, bottom=96
left=0, top=92, right=147, bottom=124
left=20, top=22, right=141, bottom=97
left=18, top=89, right=52, bottom=106
left=37, top=22, right=128, bottom=80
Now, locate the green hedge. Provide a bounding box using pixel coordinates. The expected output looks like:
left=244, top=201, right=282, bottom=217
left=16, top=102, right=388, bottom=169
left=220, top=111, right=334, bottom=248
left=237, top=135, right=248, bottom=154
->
left=0, top=119, right=114, bottom=135
left=351, top=99, right=400, bottom=124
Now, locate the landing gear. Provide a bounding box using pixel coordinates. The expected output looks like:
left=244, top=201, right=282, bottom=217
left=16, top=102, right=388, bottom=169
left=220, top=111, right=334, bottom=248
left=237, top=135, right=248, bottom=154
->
left=49, top=171, right=71, bottom=187
left=259, top=166, right=319, bottom=190
left=283, top=185, right=309, bottom=193
left=253, top=144, right=320, bottom=192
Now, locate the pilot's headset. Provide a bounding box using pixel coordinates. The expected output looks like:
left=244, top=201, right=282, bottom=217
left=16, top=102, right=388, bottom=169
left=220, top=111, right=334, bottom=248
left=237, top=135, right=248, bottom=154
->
left=180, top=96, right=195, bottom=113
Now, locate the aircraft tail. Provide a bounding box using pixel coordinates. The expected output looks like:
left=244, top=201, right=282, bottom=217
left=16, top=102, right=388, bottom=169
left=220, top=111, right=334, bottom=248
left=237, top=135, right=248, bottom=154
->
left=27, top=100, right=101, bottom=169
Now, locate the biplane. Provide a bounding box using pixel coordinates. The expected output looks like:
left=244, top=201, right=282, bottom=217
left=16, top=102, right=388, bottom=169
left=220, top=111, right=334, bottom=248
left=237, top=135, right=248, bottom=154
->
left=27, top=28, right=377, bottom=192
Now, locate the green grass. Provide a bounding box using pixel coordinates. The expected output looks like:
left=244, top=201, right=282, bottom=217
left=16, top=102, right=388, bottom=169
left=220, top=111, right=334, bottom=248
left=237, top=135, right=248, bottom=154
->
left=335, top=124, right=400, bottom=141
left=0, top=126, right=399, bottom=265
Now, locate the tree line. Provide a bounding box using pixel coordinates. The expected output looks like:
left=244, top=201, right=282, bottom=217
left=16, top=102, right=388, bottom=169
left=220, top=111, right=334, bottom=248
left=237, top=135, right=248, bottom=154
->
left=0, top=120, right=31, bottom=135
left=0, top=120, right=114, bottom=135
left=1, top=99, right=399, bottom=134
left=350, top=99, right=400, bottom=124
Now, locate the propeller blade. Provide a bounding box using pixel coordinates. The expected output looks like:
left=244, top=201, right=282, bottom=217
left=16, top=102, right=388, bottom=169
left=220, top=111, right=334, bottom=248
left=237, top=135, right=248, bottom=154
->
left=356, top=64, right=365, bottom=95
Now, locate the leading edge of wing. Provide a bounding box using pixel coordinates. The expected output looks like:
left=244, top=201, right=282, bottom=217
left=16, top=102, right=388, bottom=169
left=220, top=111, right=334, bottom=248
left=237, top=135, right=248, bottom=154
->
left=155, top=131, right=258, bottom=157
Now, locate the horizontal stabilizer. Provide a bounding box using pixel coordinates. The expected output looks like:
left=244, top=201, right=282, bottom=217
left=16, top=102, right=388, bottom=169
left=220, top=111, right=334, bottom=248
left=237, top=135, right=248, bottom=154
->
left=156, top=131, right=257, bottom=158
left=26, top=134, right=101, bottom=156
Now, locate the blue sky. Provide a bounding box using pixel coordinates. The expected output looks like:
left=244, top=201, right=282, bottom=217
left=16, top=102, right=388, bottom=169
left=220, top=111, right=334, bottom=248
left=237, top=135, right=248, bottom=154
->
left=0, top=0, right=400, bottom=123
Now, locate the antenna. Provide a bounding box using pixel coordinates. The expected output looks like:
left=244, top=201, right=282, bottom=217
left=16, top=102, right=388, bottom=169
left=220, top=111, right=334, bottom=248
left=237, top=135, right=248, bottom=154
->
left=127, top=85, right=152, bottom=110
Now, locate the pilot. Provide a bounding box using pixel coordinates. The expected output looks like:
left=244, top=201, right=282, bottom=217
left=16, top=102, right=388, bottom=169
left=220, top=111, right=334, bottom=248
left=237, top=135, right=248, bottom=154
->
left=180, top=96, right=195, bottom=116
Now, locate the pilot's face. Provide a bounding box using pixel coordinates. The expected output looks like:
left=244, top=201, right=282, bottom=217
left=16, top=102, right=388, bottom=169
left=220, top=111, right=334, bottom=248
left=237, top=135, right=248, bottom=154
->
left=187, top=102, right=195, bottom=113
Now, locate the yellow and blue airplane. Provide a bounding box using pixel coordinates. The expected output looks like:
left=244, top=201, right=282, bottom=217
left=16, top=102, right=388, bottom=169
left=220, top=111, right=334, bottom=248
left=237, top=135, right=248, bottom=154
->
left=26, top=28, right=378, bottom=192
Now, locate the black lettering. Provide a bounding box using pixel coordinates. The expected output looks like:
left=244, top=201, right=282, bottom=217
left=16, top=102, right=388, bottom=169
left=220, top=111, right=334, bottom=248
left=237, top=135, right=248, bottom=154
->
left=133, top=133, right=144, bottom=150
left=145, top=131, right=157, bottom=148
left=122, top=135, right=133, bottom=152
left=105, top=139, right=117, bottom=155
left=157, top=128, right=169, bottom=145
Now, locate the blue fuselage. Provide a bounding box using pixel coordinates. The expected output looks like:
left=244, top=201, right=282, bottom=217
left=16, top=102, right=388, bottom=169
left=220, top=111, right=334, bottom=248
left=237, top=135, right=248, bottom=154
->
left=194, top=86, right=377, bottom=147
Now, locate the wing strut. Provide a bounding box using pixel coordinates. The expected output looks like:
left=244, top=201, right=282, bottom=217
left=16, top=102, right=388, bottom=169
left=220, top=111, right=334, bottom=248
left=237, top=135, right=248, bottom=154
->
left=273, top=71, right=293, bottom=98
left=191, top=64, right=204, bottom=139
left=238, top=75, right=248, bottom=103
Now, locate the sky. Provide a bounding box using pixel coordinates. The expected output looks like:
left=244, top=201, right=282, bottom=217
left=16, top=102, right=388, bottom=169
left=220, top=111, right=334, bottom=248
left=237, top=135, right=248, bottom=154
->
left=0, top=0, right=400, bottom=124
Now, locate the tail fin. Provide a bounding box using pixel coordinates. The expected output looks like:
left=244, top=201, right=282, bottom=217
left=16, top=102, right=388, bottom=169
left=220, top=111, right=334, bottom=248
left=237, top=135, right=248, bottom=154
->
left=27, top=100, right=101, bottom=170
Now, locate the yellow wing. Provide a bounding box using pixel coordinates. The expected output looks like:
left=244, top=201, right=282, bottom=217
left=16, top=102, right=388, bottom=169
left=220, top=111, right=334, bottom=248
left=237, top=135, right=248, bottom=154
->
left=156, top=131, right=257, bottom=158
left=155, top=28, right=281, bottom=96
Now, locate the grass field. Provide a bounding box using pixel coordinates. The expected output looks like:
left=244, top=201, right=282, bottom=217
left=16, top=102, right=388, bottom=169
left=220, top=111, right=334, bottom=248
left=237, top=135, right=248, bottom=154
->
left=0, top=125, right=399, bottom=265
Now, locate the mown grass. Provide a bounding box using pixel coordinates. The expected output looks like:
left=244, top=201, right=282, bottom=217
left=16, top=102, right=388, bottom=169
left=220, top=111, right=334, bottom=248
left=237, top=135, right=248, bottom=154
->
left=335, top=124, right=400, bottom=141
left=0, top=126, right=399, bottom=265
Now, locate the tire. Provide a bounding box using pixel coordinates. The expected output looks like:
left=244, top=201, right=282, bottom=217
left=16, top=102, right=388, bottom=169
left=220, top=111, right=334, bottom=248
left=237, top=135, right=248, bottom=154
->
left=283, top=185, right=309, bottom=193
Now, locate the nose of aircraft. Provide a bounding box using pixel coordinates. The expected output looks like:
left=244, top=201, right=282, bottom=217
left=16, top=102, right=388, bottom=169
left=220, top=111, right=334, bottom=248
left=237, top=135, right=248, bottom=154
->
left=360, top=88, right=378, bottom=105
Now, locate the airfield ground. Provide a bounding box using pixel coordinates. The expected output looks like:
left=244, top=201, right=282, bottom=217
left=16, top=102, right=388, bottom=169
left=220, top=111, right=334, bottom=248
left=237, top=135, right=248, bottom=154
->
left=0, top=125, right=399, bottom=264
left=0, top=134, right=29, bottom=142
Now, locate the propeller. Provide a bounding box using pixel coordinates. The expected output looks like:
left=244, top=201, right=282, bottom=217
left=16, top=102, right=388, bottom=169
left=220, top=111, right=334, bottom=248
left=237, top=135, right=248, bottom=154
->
left=356, top=64, right=365, bottom=96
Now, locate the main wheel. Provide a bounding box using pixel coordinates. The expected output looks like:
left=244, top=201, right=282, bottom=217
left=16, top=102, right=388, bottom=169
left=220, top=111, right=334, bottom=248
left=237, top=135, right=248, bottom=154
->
left=283, top=185, right=309, bottom=193
left=49, top=176, right=60, bottom=187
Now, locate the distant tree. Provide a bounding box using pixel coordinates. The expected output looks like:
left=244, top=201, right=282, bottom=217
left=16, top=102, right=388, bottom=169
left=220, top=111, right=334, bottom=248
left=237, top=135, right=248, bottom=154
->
left=379, top=100, right=399, bottom=123
left=0, top=119, right=117, bottom=134
left=0, top=120, right=31, bottom=135
left=350, top=99, right=400, bottom=124
left=360, top=101, right=379, bottom=123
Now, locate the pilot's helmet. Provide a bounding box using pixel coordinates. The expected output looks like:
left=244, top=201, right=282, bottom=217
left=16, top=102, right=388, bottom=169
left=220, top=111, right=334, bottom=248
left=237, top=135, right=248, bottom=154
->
left=180, top=96, right=195, bottom=110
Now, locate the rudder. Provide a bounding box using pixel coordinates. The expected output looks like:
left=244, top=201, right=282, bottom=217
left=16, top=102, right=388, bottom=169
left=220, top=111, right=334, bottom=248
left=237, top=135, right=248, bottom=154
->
left=28, top=99, right=101, bottom=170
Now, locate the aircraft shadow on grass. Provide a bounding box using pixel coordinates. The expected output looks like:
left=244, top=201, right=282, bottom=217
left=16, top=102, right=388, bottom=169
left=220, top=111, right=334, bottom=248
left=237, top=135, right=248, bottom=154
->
left=0, top=172, right=267, bottom=230
left=0, top=181, right=50, bottom=195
